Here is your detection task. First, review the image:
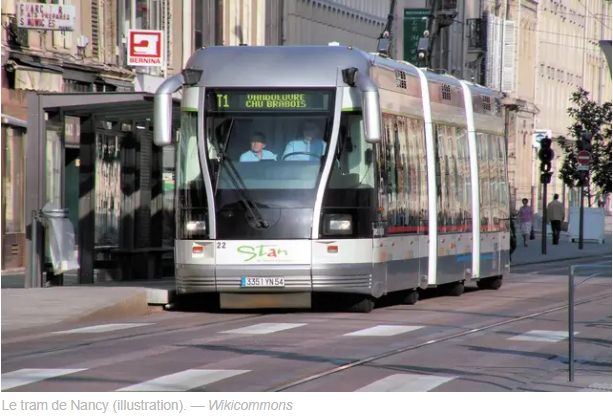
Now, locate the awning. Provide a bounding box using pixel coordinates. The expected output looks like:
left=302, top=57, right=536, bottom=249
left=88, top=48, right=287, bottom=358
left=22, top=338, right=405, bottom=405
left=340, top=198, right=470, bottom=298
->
left=63, top=68, right=98, bottom=84
left=97, top=76, right=134, bottom=89
left=1, top=114, right=28, bottom=128
left=5, top=60, right=63, bottom=92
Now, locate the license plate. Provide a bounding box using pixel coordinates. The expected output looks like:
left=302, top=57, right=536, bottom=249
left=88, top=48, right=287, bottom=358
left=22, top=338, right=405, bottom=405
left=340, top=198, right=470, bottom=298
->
left=240, top=277, right=285, bottom=287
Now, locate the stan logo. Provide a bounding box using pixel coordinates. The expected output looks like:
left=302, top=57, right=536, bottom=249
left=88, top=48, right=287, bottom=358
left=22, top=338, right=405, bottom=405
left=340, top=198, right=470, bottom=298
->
left=128, top=30, right=163, bottom=67
left=237, top=245, right=288, bottom=262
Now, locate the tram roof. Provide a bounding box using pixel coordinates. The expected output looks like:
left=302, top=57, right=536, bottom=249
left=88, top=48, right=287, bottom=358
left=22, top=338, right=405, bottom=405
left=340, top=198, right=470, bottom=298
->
left=185, top=45, right=375, bottom=88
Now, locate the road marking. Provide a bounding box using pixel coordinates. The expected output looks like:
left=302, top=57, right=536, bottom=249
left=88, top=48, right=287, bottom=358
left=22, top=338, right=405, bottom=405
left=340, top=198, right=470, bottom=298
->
left=220, top=323, right=307, bottom=335
left=53, top=323, right=153, bottom=334
left=356, top=373, right=456, bottom=392
left=1, top=368, right=88, bottom=391
left=581, top=383, right=612, bottom=392
left=117, top=369, right=250, bottom=392
left=508, top=330, right=578, bottom=342
left=343, top=325, right=424, bottom=337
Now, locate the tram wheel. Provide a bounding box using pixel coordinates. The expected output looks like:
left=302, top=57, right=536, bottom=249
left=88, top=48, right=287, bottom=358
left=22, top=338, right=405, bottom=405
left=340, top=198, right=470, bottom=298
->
left=401, top=290, right=419, bottom=305
left=445, top=281, right=464, bottom=297
left=349, top=296, right=375, bottom=313
left=477, top=276, right=503, bottom=290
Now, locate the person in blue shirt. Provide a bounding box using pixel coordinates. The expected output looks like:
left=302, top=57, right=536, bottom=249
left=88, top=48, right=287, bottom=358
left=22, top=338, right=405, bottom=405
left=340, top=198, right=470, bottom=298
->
left=239, top=132, right=277, bottom=162
left=282, top=121, right=327, bottom=161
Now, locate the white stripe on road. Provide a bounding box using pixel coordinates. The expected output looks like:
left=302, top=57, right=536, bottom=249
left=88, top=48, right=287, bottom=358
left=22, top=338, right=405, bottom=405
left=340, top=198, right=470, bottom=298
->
left=343, top=325, right=424, bottom=337
left=2, top=368, right=88, bottom=391
left=220, top=323, right=307, bottom=335
left=356, top=373, right=456, bottom=392
left=508, top=330, right=578, bottom=342
left=117, top=369, right=250, bottom=392
left=53, top=323, right=153, bottom=334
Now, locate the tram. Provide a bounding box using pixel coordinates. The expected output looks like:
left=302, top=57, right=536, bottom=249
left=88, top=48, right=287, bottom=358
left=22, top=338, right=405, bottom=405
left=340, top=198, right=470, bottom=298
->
left=153, top=45, right=511, bottom=313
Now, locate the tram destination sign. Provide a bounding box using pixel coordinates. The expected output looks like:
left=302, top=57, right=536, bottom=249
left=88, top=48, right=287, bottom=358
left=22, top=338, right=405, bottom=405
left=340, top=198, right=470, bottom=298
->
left=207, top=91, right=331, bottom=112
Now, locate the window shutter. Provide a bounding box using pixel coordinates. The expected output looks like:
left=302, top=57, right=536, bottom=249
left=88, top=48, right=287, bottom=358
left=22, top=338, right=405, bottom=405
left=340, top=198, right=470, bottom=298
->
left=486, top=15, right=502, bottom=90
left=91, top=0, right=100, bottom=59
left=501, top=20, right=517, bottom=93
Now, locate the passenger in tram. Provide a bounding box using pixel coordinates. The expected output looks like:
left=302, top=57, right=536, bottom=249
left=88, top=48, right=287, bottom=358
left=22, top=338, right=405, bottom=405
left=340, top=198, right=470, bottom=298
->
left=239, top=132, right=277, bottom=162
left=282, top=121, right=327, bottom=161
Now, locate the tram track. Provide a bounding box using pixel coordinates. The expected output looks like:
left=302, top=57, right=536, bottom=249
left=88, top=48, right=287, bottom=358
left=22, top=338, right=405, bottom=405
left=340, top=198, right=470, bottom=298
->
left=269, top=292, right=612, bottom=391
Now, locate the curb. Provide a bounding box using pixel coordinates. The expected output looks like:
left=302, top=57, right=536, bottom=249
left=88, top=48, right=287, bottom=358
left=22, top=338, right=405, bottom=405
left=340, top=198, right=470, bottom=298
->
left=512, top=253, right=610, bottom=267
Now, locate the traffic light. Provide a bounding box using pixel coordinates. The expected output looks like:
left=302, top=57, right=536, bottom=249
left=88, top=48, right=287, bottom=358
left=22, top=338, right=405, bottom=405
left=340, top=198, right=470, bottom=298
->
left=538, top=137, right=554, bottom=172
left=540, top=171, right=552, bottom=184
left=577, top=131, right=593, bottom=152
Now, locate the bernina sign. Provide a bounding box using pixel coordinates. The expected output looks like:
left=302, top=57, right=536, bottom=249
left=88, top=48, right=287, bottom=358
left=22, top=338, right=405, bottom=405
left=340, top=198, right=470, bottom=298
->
left=128, top=30, right=164, bottom=67
left=16, top=2, right=75, bottom=31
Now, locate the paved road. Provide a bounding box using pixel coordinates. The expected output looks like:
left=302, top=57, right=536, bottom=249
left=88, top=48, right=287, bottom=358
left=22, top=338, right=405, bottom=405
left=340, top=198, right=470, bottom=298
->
left=2, top=259, right=611, bottom=392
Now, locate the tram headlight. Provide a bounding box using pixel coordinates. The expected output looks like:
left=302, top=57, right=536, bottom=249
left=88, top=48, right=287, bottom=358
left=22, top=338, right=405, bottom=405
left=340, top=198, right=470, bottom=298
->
left=186, top=221, right=207, bottom=232
left=323, top=214, right=352, bottom=235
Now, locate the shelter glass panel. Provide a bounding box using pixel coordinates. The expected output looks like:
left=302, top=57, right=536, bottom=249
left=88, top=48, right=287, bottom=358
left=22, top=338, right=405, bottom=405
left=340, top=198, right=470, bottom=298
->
left=94, top=135, right=121, bottom=246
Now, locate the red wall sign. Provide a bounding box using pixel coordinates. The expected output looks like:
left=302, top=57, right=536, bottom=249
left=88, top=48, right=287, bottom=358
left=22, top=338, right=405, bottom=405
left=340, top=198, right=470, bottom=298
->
left=127, top=30, right=164, bottom=67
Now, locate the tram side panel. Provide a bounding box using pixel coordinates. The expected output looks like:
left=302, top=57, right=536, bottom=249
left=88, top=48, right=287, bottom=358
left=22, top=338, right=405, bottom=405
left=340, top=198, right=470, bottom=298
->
left=424, top=77, right=473, bottom=287
left=371, top=67, right=428, bottom=294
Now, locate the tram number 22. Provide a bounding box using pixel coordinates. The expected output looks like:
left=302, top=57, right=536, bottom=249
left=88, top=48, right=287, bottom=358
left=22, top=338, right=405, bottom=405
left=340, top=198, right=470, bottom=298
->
left=216, top=242, right=226, bottom=249
left=216, top=94, right=229, bottom=108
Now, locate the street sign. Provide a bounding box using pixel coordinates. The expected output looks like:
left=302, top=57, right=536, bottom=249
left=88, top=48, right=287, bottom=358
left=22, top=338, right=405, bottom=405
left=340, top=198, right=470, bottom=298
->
left=576, top=150, right=591, bottom=171
left=127, top=30, right=164, bottom=67
left=403, top=9, right=430, bottom=65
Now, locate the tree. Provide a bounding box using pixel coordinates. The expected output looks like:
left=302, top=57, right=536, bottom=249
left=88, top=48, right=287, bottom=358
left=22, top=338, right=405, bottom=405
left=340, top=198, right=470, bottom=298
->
left=556, top=88, right=612, bottom=204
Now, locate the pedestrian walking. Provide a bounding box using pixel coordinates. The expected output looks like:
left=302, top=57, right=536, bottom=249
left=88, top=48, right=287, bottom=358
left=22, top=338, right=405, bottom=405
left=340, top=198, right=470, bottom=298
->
left=547, top=193, right=565, bottom=245
left=518, top=198, right=533, bottom=247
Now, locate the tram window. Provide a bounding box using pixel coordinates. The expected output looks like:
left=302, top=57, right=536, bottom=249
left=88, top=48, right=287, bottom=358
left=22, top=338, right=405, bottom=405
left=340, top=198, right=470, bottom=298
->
left=395, top=117, right=409, bottom=227
left=476, top=133, right=491, bottom=228
left=414, top=118, right=427, bottom=230
left=177, top=111, right=208, bottom=239
left=327, top=114, right=374, bottom=189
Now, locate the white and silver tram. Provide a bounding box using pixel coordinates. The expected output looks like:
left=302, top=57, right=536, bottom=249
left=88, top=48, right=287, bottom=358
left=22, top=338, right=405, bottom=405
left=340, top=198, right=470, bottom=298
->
left=153, top=45, right=511, bottom=313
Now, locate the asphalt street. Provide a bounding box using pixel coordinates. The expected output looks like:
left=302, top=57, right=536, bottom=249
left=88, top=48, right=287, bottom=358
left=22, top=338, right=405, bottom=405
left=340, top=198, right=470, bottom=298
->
left=2, top=256, right=611, bottom=392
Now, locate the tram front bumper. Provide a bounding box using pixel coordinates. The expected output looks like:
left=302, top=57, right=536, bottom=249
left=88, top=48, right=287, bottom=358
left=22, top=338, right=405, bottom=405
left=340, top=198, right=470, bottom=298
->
left=175, top=263, right=374, bottom=295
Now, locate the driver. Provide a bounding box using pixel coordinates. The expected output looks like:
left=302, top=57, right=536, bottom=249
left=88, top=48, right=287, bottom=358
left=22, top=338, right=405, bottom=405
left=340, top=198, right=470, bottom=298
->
left=282, top=121, right=327, bottom=161
left=239, top=132, right=277, bottom=162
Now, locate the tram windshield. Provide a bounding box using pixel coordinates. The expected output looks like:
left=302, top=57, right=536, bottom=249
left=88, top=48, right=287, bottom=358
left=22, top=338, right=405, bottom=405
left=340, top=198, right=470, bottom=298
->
left=204, top=90, right=335, bottom=194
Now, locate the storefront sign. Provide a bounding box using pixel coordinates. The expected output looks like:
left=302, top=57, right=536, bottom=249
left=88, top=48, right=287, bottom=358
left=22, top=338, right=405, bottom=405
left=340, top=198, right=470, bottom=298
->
left=128, top=30, right=164, bottom=67
left=16, top=2, right=75, bottom=31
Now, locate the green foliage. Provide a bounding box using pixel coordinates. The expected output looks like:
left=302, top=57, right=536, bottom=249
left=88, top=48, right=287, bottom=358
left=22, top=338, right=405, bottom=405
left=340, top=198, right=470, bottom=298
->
left=556, top=88, right=612, bottom=195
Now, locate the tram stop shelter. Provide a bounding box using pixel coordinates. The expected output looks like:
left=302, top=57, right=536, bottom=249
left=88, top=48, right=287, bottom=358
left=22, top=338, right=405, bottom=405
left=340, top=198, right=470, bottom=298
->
left=25, top=92, right=181, bottom=287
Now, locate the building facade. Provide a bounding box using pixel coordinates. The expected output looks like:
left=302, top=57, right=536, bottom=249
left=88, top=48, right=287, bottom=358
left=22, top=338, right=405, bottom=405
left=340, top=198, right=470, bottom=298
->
left=533, top=0, right=612, bottom=213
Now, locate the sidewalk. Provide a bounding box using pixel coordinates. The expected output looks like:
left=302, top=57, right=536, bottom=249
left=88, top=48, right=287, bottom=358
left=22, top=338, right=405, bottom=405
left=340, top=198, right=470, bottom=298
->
left=512, top=232, right=612, bottom=266
left=513, top=213, right=611, bottom=266
left=1, top=280, right=175, bottom=336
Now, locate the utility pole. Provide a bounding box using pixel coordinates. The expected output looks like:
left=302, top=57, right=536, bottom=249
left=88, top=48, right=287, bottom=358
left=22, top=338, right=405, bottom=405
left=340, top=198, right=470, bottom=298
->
left=538, top=136, right=554, bottom=254
left=576, top=131, right=593, bottom=250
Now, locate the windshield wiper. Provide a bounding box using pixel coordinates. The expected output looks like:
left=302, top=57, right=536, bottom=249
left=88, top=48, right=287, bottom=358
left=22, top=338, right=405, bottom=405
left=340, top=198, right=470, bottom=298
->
left=214, top=120, right=269, bottom=229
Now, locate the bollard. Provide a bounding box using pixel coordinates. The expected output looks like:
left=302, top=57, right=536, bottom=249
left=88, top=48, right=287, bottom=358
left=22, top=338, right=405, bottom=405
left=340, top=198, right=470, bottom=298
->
left=568, top=265, right=575, bottom=382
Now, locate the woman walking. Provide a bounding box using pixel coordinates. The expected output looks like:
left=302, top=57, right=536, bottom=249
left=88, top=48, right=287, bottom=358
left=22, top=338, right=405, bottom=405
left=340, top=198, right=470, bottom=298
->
left=518, top=198, right=533, bottom=247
